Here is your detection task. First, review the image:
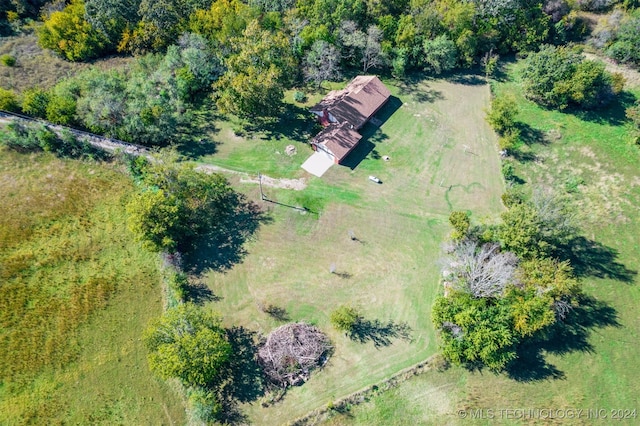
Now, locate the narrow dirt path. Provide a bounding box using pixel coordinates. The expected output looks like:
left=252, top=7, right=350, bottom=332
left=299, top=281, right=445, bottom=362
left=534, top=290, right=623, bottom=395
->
left=583, top=52, right=640, bottom=88
left=0, top=111, right=307, bottom=190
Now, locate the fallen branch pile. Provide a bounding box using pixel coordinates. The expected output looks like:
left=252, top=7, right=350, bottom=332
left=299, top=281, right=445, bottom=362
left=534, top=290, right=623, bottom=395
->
left=258, top=323, right=332, bottom=387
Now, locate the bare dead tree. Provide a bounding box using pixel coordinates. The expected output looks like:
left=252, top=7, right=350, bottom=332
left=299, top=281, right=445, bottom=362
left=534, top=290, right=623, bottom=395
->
left=257, top=323, right=332, bottom=388
left=362, top=25, right=385, bottom=72
left=443, top=240, right=519, bottom=298
left=552, top=298, right=573, bottom=320
left=304, top=40, right=342, bottom=87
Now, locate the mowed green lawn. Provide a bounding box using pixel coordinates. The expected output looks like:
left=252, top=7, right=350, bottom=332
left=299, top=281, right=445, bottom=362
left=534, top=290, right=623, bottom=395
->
left=0, top=150, right=185, bottom=424
left=200, top=74, right=505, bottom=424
left=323, top=63, right=640, bottom=425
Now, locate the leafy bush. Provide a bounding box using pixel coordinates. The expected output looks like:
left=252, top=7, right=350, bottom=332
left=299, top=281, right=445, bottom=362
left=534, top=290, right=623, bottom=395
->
left=486, top=93, right=519, bottom=135
left=501, top=161, right=516, bottom=181
left=330, top=305, right=361, bottom=333
left=449, top=211, right=471, bottom=241
left=293, top=91, right=306, bottom=103
left=37, top=0, right=110, bottom=61
left=498, top=129, right=521, bottom=151
left=187, top=387, right=222, bottom=423
left=0, top=87, right=20, bottom=112
left=0, top=54, right=16, bottom=66
left=607, top=11, right=640, bottom=67
left=1, top=122, right=44, bottom=152
left=21, top=87, right=50, bottom=118
left=522, top=45, right=621, bottom=110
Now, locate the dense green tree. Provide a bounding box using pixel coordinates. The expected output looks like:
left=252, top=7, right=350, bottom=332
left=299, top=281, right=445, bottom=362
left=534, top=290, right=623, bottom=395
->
left=188, top=0, right=258, bottom=45
left=21, top=87, right=50, bottom=118
left=607, top=10, right=640, bottom=67
left=215, top=20, right=295, bottom=118
left=127, top=154, right=236, bottom=252
left=498, top=202, right=550, bottom=259
left=486, top=93, right=519, bottom=135
left=522, top=45, right=620, bottom=110
left=249, top=0, right=295, bottom=12
left=422, top=35, right=458, bottom=74
left=216, top=65, right=285, bottom=118
left=126, top=188, right=185, bottom=252
left=75, top=69, right=127, bottom=136
left=295, top=0, right=368, bottom=32
left=433, top=292, right=518, bottom=370
left=144, top=303, right=232, bottom=387
left=46, top=79, right=81, bottom=125
left=85, top=0, right=142, bottom=44
left=497, top=191, right=575, bottom=259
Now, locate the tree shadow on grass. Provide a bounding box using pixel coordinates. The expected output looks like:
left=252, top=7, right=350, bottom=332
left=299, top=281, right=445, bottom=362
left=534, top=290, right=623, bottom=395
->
left=184, top=281, right=222, bottom=305
left=446, top=71, right=486, bottom=86
left=395, top=73, right=444, bottom=103
left=247, top=103, right=318, bottom=144
left=263, top=304, right=290, bottom=322
left=556, top=236, right=637, bottom=283
left=182, top=196, right=272, bottom=275
left=216, top=326, right=266, bottom=425
left=348, top=319, right=413, bottom=348
left=510, top=149, right=538, bottom=164
left=173, top=104, right=221, bottom=158
left=506, top=296, right=620, bottom=382
left=516, top=122, right=549, bottom=146
left=571, top=91, right=637, bottom=127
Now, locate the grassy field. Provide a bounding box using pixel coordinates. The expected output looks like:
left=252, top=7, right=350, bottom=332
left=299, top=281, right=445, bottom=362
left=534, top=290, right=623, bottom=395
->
left=0, top=34, right=130, bottom=93
left=199, top=73, right=505, bottom=424
left=321, top=62, right=640, bottom=425
left=0, top=149, right=185, bottom=424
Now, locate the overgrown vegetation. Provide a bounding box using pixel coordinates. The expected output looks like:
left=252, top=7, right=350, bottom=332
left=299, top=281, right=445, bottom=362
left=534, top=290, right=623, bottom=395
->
left=521, top=45, right=624, bottom=110
left=435, top=199, right=583, bottom=370
left=0, top=148, right=184, bottom=423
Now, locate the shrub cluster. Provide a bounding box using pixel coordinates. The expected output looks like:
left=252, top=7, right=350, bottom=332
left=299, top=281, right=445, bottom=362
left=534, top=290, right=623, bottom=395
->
left=521, top=45, right=624, bottom=110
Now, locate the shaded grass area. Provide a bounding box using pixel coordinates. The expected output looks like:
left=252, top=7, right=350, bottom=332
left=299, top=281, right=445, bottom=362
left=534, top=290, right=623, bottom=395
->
left=0, top=149, right=185, bottom=424
left=324, top=63, right=640, bottom=425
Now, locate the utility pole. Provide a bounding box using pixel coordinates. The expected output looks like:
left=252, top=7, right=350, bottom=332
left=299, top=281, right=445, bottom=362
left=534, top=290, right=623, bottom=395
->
left=258, top=172, right=265, bottom=200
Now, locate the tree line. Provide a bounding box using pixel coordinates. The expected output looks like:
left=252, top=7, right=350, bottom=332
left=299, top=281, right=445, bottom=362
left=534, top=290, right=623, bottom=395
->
left=2, top=0, right=639, bottom=141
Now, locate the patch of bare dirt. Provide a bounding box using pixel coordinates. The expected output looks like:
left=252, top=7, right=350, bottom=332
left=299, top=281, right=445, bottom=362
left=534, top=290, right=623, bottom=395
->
left=196, top=164, right=307, bottom=190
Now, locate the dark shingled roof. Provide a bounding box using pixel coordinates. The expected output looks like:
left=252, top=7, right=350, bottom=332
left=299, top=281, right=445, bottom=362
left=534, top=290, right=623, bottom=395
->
left=312, top=122, right=362, bottom=163
left=311, top=76, right=391, bottom=130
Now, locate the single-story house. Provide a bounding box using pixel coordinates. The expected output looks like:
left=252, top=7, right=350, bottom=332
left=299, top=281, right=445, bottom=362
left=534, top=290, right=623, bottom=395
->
left=309, top=76, right=390, bottom=164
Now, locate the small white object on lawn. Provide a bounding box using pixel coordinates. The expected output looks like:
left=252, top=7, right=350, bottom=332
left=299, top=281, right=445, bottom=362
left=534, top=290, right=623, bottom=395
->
left=369, top=175, right=380, bottom=183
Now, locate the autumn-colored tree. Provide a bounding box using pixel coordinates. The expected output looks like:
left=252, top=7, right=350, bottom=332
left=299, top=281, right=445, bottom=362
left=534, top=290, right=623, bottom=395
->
left=38, top=0, right=110, bottom=61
